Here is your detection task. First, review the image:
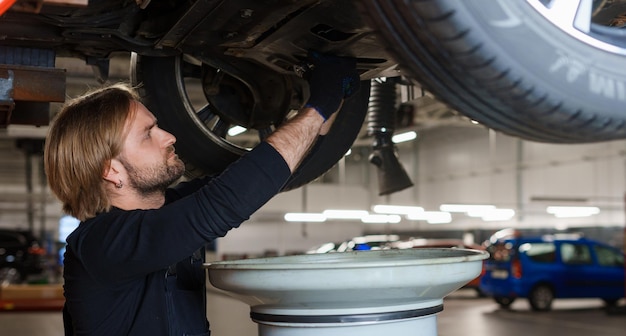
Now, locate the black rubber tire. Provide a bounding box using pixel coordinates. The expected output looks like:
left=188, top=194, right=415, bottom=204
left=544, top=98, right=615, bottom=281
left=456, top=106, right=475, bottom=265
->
left=360, top=0, right=626, bottom=143
left=130, top=54, right=369, bottom=191
left=494, top=296, right=516, bottom=309
left=528, top=284, right=554, bottom=311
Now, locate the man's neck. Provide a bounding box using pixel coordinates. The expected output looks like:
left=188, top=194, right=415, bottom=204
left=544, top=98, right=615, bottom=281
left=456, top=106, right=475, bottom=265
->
left=110, top=191, right=166, bottom=210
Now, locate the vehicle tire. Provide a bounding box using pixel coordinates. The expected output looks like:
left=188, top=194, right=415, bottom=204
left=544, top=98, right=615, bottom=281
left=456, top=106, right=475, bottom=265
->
left=494, top=296, right=515, bottom=308
left=0, top=267, right=22, bottom=285
left=360, top=0, right=626, bottom=143
left=528, top=284, right=554, bottom=311
left=130, top=54, right=369, bottom=190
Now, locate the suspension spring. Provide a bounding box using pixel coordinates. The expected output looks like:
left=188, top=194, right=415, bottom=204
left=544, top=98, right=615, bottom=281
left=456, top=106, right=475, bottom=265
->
left=367, top=78, right=397, bottom=137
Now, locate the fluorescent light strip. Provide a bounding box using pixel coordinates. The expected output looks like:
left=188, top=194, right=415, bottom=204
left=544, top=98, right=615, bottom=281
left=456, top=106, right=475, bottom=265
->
left=392, top=131, right=417, bottom=143
left=322, top=209, right=369, bottom=220
left=466, top=208, right=497, bottom=218
left=284, top=204, right=521, bottom=224
left=284, top=213, right=326, bottom=222
left=407, top=211, right=452, bottom=224
left=481, top=209, right=515, bottom=221
left=546, top=206, right=600, bottom=218
left=440, top=204, right=495, bottom=213
left=438, top=204, right=516, bottom=222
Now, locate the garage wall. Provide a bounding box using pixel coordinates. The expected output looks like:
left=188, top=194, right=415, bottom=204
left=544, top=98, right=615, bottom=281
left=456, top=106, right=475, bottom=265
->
left=1, top=57, right=623, bottom=258
left=412, top=125, right=626, bottom=229
left=2, top=122, right=625, bottom=258
left=224, top=123, right=626, bottom=256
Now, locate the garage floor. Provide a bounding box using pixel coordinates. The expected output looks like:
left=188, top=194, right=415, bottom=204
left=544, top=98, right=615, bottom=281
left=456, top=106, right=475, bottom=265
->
left=1, top=289, right=624, bottom=336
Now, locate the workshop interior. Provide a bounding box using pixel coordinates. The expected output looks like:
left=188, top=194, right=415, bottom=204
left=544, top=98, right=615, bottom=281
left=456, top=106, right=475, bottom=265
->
left=0, top=1, right=625, bottom=335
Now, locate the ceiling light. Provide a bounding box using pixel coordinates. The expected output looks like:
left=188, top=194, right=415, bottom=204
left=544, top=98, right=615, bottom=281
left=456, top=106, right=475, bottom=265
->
left=466, top=208, right=497, bottom=218
left=284, top=213, right=326, bottom=222
left=427, top=216, right=452, bottom=224
left=546, top=206, right=600, bottom=218
left=322, top=209, right=369, bottom=220
left=407, top=211, right=452, bottom=224
left=481, top=209, right=515, bottom=221
left=392, top=131, right=417, bottom=143
left=361, top=214, right=402, bottom=224
left=439, top=204, right=496, bottom=213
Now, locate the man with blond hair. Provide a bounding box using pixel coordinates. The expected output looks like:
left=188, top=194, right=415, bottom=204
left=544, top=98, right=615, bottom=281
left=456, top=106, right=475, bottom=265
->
left=44, top=54, right=359, bottom=335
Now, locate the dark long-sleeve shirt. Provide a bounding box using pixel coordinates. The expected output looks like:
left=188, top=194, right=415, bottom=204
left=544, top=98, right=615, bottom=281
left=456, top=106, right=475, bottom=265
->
left=62, top=142, right=290, bottom=335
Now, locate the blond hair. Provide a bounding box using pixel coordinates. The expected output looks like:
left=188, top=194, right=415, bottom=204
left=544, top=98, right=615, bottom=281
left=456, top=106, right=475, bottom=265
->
left=44, top=83, right=140, bottom=221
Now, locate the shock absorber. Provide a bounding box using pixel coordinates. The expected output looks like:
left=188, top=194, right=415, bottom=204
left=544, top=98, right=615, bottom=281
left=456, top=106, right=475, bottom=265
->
left=367, top=77, right=413, bottom=196
left=367, top=77, right=398, bottom=138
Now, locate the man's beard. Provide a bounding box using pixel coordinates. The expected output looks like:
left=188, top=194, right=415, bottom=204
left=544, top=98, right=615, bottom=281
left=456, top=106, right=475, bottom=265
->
left=120, top=151, right=185, bottom=195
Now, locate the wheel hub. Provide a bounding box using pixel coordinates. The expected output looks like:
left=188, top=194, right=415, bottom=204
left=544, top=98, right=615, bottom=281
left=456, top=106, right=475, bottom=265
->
left=527, top=0, right=626, bottom=55
left=200, top=61, right=295, bottom=130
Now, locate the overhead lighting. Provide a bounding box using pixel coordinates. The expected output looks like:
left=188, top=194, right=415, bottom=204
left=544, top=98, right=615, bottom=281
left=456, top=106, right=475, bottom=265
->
left=481, top=209, right=515, bottom=221
left=466, top=208, right=499, bottom=218
left=407, top=211, right=452, bottom=224
left=227, top=125, right=247, bottom=136
left=392, top=131, right=417, bottom=144
left=372, top=204, right=424, bottom=215
left=439, top=204, right=515, bottom=221
left=361, top=214, right=402, bottom=224
left=440, top=204, right=496, bottom=213
left=546, top=206, right=600, bottom=218
left=322, top=209, right=369, bottom=220
left=284, top=213, right=326, bottom=222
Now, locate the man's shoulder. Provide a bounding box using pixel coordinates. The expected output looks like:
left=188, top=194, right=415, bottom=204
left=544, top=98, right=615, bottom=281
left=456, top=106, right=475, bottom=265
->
left=66, top=208, right=126, bottom=244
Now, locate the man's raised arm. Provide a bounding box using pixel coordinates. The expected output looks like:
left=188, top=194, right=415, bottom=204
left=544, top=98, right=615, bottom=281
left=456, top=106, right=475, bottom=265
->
left=266, top=52, right=360, bottom=172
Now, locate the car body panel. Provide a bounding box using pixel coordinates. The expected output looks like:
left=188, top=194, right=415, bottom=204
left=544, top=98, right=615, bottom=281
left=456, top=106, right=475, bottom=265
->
left=480, top=235, right=625, bottom=303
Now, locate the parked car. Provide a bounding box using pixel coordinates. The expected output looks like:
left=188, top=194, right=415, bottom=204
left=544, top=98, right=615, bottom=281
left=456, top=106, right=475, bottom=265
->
left=307, top=234, right=400, bottom=253
left=0, top=229, right=46, bottom=284
left=480, top=233, right=625, bottom=311
left=1, top=1, right=626, bottom=195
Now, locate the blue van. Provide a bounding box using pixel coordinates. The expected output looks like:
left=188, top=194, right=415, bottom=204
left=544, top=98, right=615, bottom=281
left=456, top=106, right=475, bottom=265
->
left=479, top=233, right=625, bottom=311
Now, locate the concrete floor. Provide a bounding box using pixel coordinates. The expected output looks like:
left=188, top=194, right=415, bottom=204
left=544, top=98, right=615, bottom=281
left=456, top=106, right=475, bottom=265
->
left=1, top=289, right=625, bottom=336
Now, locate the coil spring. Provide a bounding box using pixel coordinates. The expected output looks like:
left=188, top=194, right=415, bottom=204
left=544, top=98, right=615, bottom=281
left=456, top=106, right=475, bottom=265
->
left=367, top=78, right=397, bottom=136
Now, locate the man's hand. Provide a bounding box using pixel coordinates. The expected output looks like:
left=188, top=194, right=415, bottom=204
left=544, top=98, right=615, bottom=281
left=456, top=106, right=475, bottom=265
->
left=265, top=52, right=358, bottom=172
left=304, top=51, right=360, bottom=121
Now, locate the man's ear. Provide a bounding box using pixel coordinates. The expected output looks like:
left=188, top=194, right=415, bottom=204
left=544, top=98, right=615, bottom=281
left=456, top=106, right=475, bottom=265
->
left=102, top=159, right=123, bottom=185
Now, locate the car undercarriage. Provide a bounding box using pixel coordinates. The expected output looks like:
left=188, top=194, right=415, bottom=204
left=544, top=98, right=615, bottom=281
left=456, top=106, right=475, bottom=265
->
left=1, top=0, right=626, bottom=194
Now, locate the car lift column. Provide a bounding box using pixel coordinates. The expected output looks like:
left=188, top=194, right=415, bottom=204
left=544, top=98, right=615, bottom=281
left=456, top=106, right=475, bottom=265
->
left=0, top=46, right=66, bottom=312
left=0, top=46, right=66, bottom=127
